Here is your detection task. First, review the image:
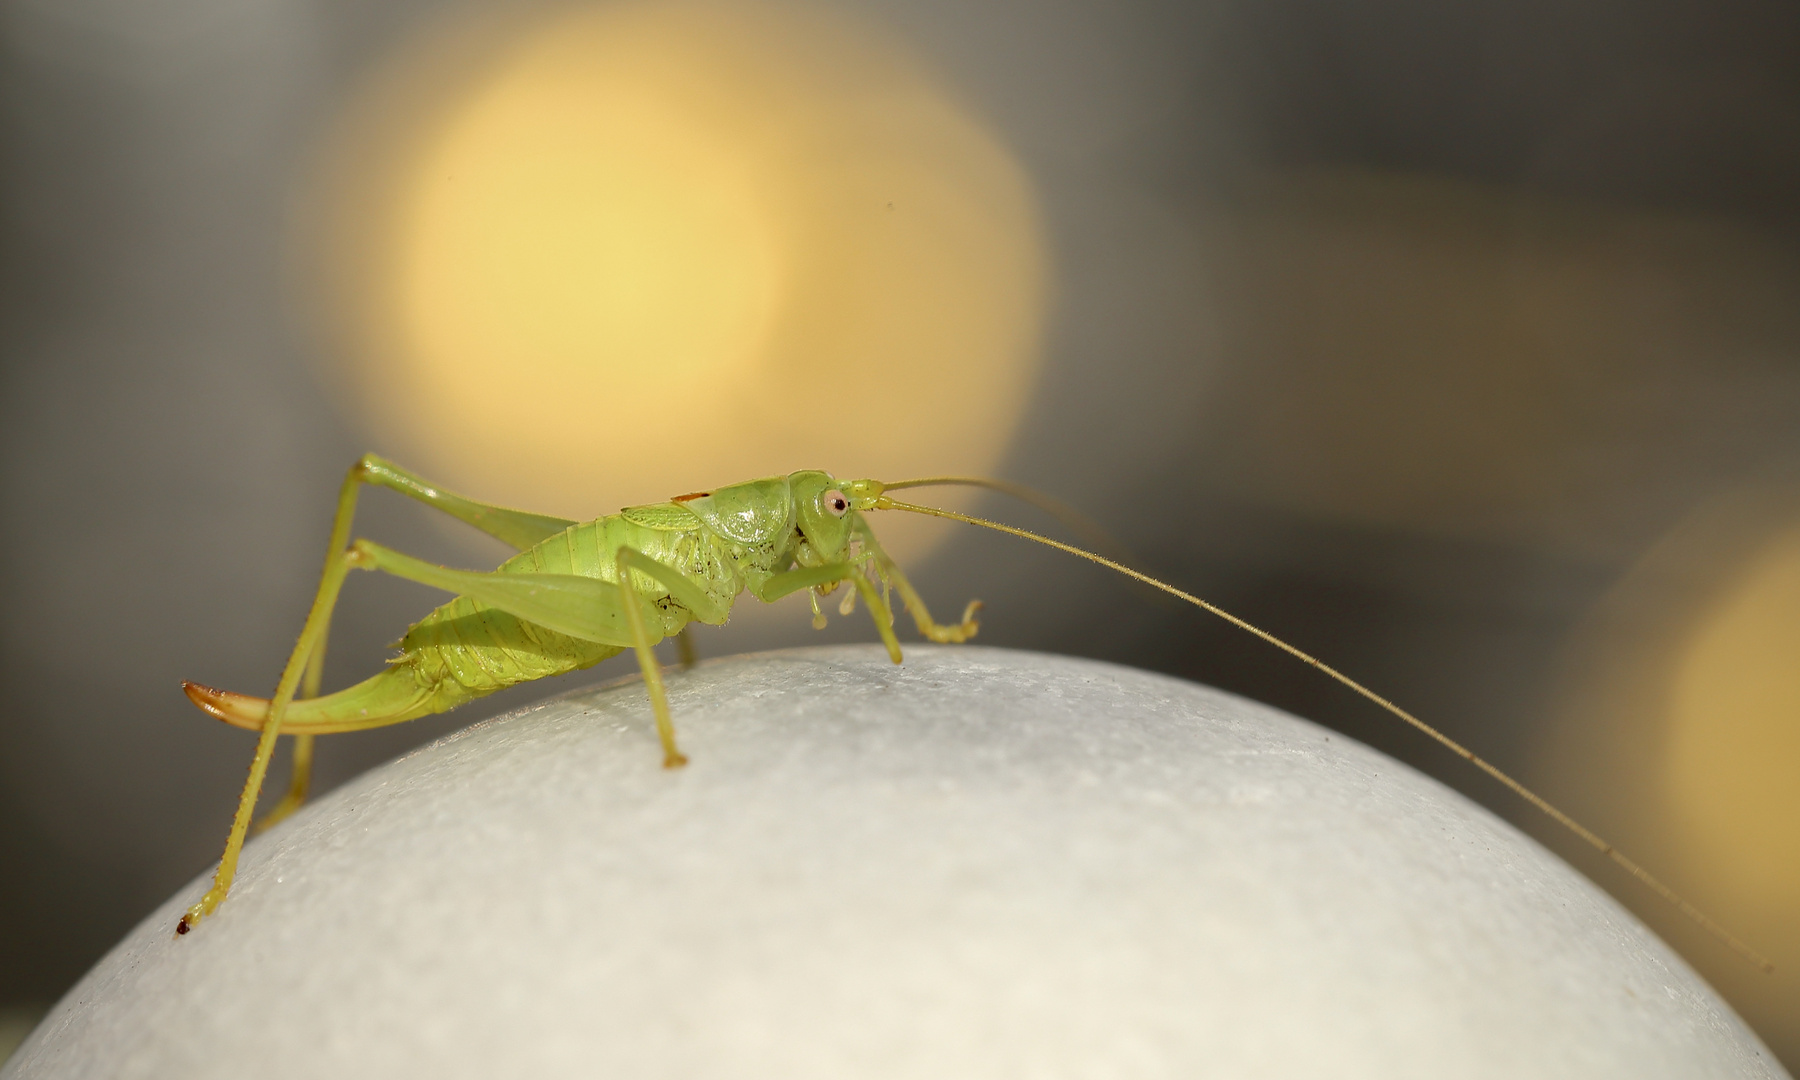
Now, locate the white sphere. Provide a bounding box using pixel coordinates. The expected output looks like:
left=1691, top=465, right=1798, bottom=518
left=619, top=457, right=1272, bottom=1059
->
left=4, top=646, right=1784, bottom=1079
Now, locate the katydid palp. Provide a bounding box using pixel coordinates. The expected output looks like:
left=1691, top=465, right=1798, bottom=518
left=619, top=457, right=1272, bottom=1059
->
left=176, top=453, right=1771, bottom=973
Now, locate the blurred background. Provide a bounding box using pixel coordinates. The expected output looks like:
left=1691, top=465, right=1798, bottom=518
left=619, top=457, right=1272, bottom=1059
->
left=2, top=0, right=1797, bottom=1066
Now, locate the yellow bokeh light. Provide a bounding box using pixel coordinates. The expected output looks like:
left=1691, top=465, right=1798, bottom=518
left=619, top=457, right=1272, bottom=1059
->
left=400, top=72, right=782, bottom=404
left=1538, top=489, right=1800, bottom=1057
left=1665, top=525, right=1800, bottom=911
left=304, top=1, right=1046, bottom=545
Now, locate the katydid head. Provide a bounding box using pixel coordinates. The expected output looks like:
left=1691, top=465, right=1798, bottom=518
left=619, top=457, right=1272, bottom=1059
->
left=788, top=470, right=858, bottom=565
left=840, top=478, right=886, bottom=511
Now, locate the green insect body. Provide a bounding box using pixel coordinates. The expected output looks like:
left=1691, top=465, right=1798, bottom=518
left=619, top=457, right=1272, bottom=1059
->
left=193, top=473, right=888, bottom=735
left=178, top=457, right=975, bottom=933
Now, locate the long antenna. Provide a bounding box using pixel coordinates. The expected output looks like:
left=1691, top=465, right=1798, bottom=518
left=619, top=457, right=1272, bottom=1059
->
left=880, top=476, right=1142, bottom=569
left=874, top=493, right=1775, bottom=974
left=881, top=476, right=1170, bottom=608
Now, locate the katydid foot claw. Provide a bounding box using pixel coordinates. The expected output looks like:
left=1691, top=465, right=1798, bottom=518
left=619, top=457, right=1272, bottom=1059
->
left=920, top=599, right=983, bottom=643
left=178, top=887, right=226, bottom=936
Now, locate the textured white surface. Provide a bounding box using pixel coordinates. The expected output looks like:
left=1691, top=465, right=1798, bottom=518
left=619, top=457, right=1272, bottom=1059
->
left=5, top=646, right=1785, bottom=1079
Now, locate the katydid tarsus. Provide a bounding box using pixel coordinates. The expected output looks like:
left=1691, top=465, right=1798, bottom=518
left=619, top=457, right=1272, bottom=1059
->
left=177, top=452, right=1772, bottom=973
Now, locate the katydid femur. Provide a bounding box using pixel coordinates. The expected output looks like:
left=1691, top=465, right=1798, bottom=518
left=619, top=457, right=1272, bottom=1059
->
left=177, top=453, right=1771, bottom=973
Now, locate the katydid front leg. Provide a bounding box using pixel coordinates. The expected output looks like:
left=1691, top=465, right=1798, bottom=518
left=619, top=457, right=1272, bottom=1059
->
left=855, top=524, right=982, bottom=643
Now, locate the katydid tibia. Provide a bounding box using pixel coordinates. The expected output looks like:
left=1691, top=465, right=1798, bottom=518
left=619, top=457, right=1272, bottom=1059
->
left=175, top=453, right=1772, bottom=974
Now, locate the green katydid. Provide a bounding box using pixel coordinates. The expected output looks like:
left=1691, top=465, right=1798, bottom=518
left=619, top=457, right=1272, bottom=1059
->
left=175, top=453, right=1772, bottom=974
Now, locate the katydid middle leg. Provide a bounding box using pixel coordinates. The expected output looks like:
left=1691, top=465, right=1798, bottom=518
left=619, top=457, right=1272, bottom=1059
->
left=610, top=553, right=911, bottom=768
left=610, top=547, right=738, bottom=768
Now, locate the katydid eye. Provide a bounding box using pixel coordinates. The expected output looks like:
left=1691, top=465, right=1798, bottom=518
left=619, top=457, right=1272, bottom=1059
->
left=824, top=490, right=849, bottom=517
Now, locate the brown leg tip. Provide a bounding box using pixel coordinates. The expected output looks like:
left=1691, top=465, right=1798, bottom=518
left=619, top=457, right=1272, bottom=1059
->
left=663, top=752, right=689, bottom=769
left=176, top=917, right=191, bottom=935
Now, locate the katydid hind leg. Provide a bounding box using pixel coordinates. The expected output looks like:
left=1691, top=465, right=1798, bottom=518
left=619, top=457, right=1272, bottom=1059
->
left=355, top=453, right=575, bottom=551
left=182, top=464, right=368, bottom=933
left=191, top=451, right=559, bottom=886
left=191, top=541, right=726, bottom=738
left=255, top=632, right=328, bottom=833
left=253, top=733, right=313, bottom=834
left=186, top=462, right=641, bottom=932
left=346, top=539, right=642, bottom=646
